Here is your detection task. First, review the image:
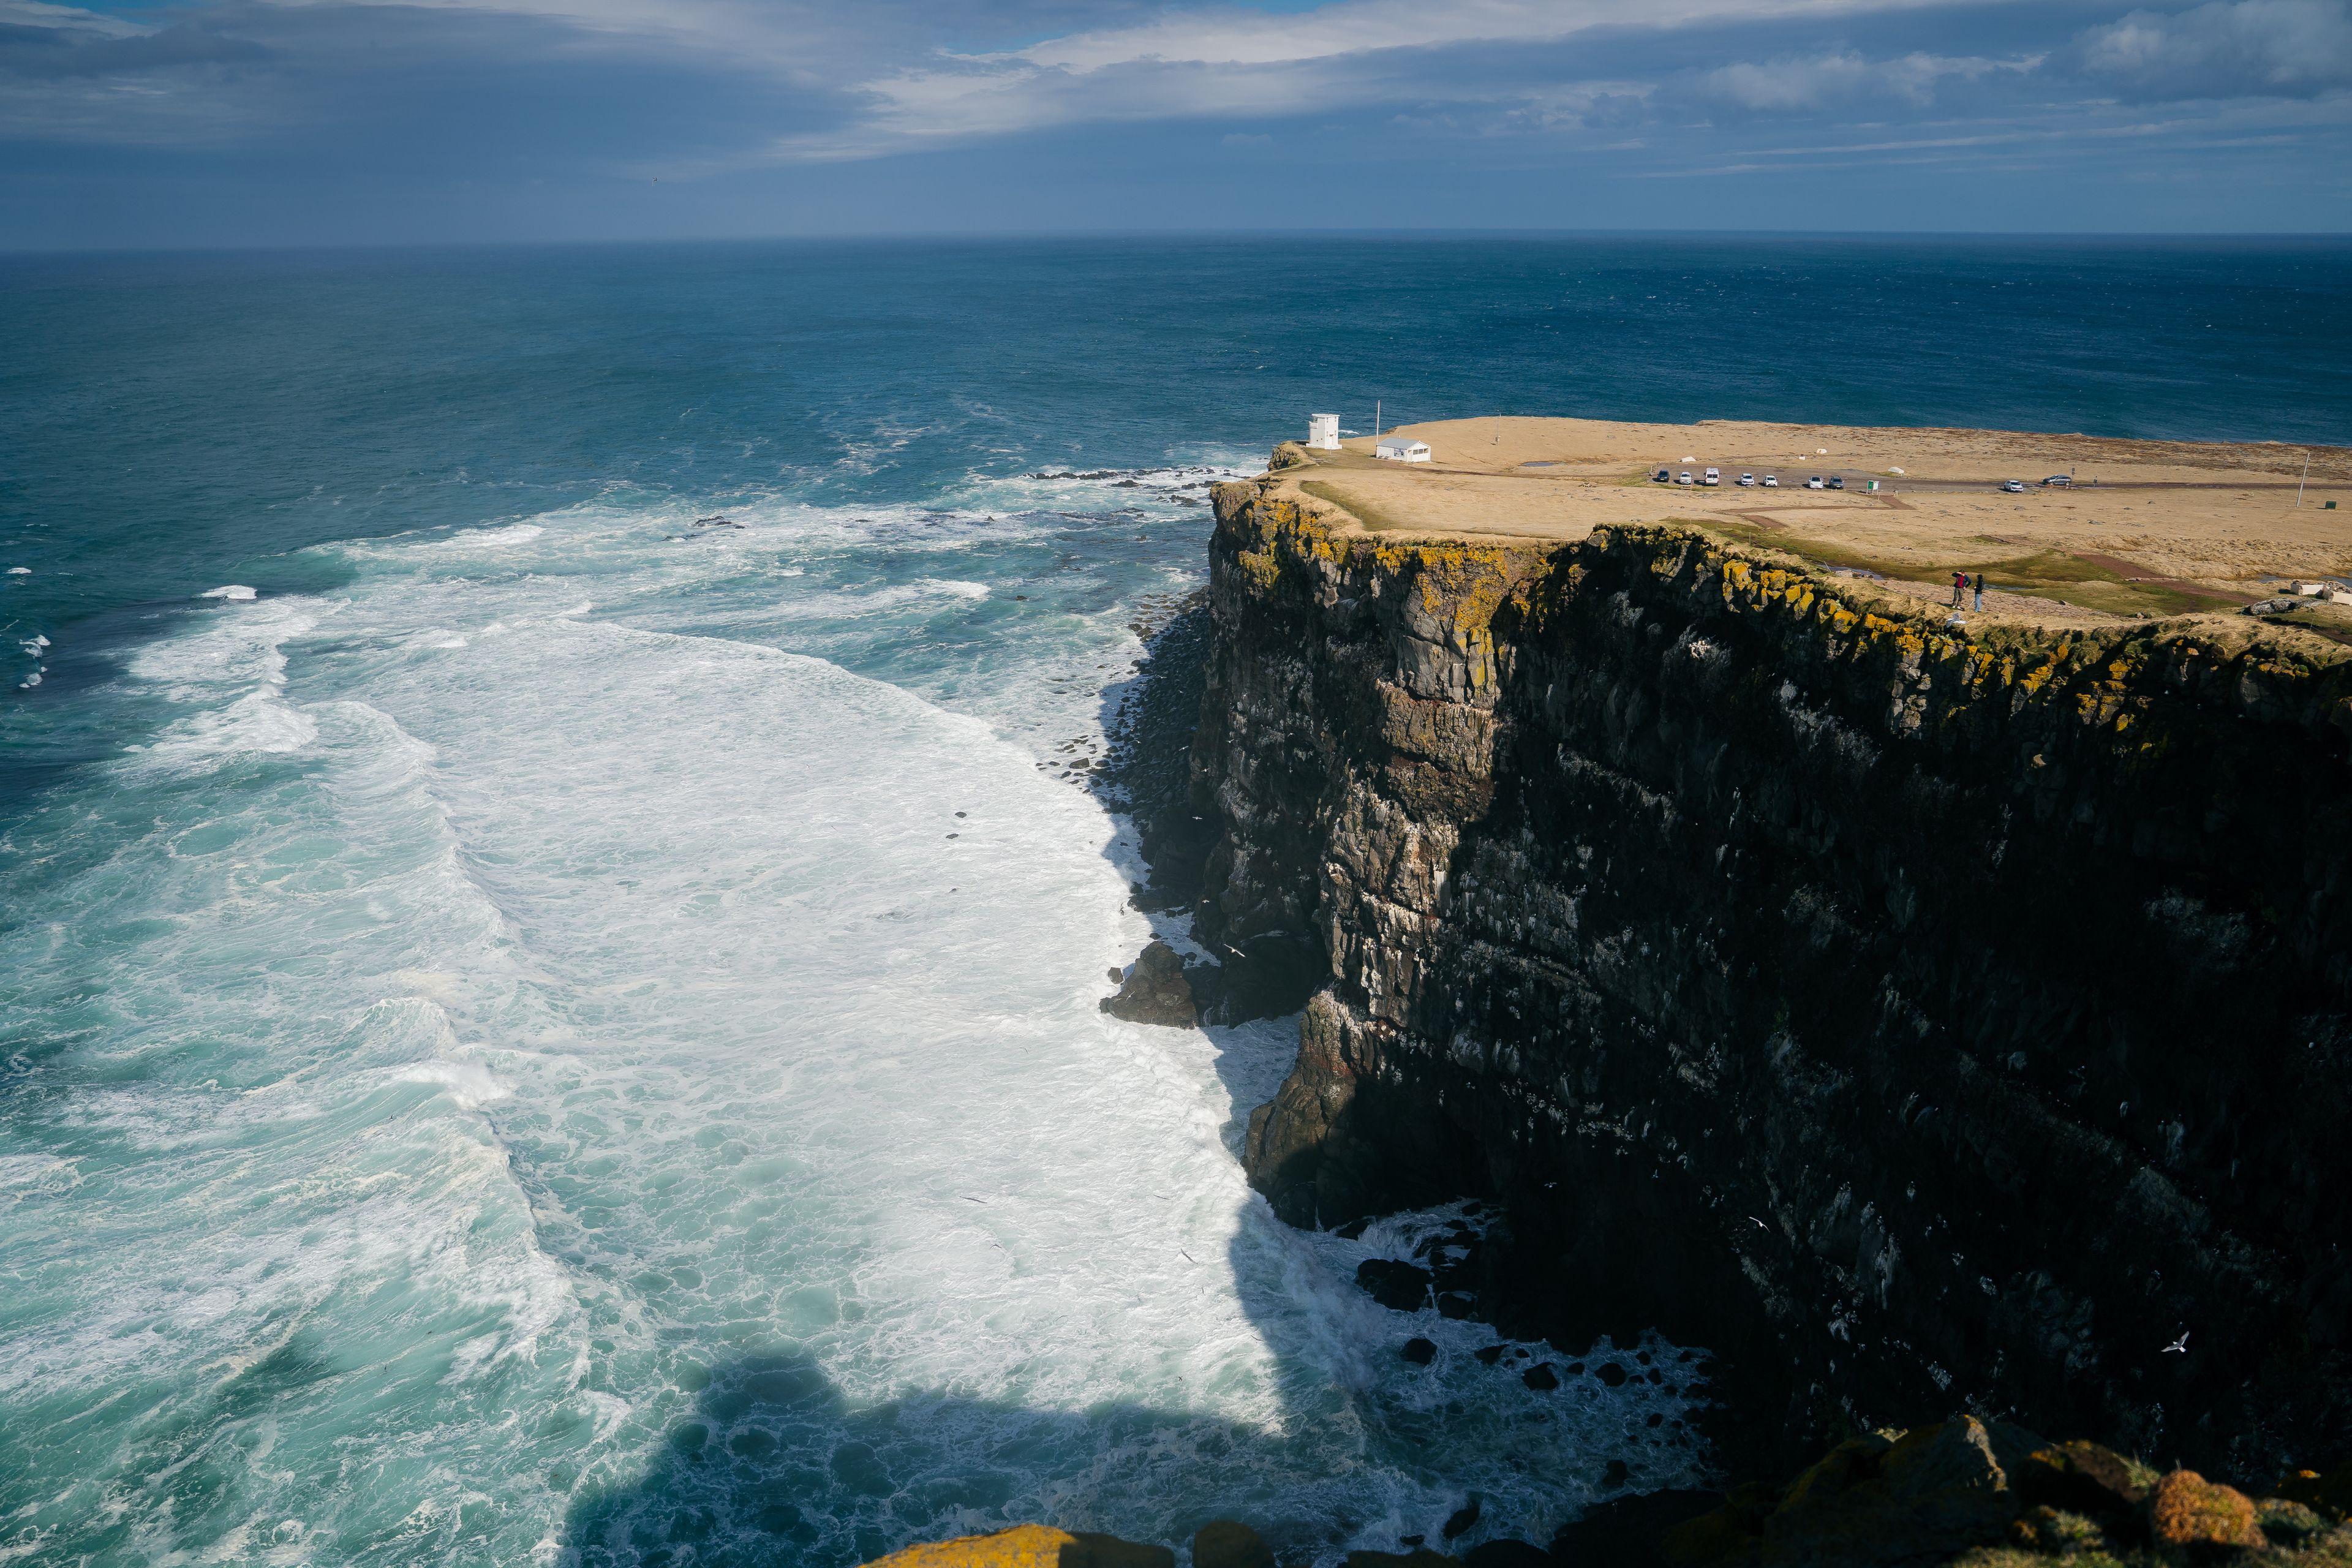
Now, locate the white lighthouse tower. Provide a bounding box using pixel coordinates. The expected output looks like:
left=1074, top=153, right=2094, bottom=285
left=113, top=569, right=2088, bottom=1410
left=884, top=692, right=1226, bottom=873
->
left=1307, top=413, right=1341, bottom=451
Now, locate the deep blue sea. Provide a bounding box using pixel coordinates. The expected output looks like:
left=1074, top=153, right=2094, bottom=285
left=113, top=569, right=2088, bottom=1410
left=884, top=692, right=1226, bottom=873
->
left=2, top=236, right=2348, bottom=1568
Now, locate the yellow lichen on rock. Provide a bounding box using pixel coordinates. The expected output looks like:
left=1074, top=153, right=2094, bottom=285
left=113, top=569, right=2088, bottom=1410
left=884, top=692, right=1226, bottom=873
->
left=1235, top=548, right=1280, bottom=592
left=864, top=1525, right=1175, bottom=1568
left=864, top=1525, right=1082, bottom=1568
left=2146, top=1469, right=2266, bottom=1558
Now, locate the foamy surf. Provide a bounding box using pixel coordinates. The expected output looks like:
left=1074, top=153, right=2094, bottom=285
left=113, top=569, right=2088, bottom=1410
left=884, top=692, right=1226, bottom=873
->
left=0, top=477, right=1704, bottom=1568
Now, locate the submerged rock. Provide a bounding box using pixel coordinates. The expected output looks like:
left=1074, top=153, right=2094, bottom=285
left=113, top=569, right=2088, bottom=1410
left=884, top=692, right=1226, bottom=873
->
left=1355, top=1258, right=1434, bottom=1311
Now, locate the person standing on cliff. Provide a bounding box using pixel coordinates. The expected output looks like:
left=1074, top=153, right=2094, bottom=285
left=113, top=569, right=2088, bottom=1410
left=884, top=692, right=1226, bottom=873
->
left=1951, top=571, right=1966, bottom=609
left=1973, top=573, right=1985, bottom=611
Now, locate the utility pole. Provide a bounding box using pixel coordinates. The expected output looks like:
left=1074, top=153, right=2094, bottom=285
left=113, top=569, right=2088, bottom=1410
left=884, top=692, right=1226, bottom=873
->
left=2297, top=451, right=2310, bottom=507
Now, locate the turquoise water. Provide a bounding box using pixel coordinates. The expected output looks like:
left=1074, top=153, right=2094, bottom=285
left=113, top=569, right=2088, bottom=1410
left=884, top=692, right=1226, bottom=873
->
left=2, top=237, right=2348, bottom=1567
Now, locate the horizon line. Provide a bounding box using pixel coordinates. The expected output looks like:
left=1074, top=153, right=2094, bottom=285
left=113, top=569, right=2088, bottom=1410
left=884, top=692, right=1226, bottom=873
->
left=7, top=225, right=2352, bottom=261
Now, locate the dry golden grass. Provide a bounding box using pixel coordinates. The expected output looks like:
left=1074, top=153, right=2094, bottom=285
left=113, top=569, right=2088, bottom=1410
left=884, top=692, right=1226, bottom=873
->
left=1268, top=417, right=2352, bottom=629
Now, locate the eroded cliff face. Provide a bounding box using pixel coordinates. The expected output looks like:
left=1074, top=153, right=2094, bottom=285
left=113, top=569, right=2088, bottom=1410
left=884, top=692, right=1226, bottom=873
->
left=1188, top=477, right=2352, bottom=1480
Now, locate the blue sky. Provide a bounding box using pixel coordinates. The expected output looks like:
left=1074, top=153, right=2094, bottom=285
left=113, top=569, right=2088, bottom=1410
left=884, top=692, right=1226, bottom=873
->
left=4, top=0, right=2349, bottom=246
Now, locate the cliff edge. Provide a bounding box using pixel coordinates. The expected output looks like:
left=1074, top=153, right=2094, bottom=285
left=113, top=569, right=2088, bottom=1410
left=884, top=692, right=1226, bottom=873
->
left=1182, top=462, right=2352, bottom=1483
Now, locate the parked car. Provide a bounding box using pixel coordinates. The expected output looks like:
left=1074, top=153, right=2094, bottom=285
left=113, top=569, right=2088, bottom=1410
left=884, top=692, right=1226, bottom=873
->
left=2044, top=475, right=2072, bottom=488
left=2003, top=479, right=2026, bottom=493
left=1653, top=468, right=1672, bottom=483
left=1762, top=475, right=1779, bottom=487
left=1827, top=476, right=1845, bottom=490
left=1737, top=473, right=1755, bottom=486
left=1806, top=476, right=1825, bottom=489
left=1677, top=471, right=1695, bottom=485
left=1703, top=467, right=1721, bottom=486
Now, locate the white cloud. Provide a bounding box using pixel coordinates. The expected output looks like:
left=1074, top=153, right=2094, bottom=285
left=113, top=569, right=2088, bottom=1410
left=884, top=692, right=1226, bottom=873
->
left=1702, top=48, right=2040, bottom=111
left=2075, top=0, right=2352, bottom=98
left=1503, top=80, right=1657, bottom=131
left=766, top=0, right=1985, bottom=159
left=0, top=1, right=147, bottom=39
left=5, top=0, right=2345, bottom=181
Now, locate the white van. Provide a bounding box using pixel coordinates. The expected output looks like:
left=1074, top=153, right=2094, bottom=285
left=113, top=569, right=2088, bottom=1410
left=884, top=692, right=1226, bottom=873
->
left=1703, top=468, right=1721, bottom=486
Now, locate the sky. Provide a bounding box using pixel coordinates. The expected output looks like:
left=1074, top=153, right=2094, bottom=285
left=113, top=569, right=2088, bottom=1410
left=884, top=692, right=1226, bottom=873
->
left=4, top=0, right=2350, bottom=246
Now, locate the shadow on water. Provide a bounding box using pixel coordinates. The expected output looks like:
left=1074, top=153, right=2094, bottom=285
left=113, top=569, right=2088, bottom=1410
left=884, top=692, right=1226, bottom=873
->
left=559, top=1351, right=1326, bottom=1568
left=552, top=604, right=1331, bottom=1568
left=557, top=599, right=1708, bottom=1568
left=559, top=1354, right=1223, bottom=1568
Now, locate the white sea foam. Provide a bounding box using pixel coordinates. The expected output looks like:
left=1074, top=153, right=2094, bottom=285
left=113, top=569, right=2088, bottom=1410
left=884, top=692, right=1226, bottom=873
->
left=200, top=583, right=258, bottom=600
left=123, top=596, right=334, bottom=767
left=129, top=595, right=320, bottom=696
left=453, top=523, right=545, bottom=548
left=0, top=1155, right=76, bottom=1191
left=0, top=488, right=1705, bottom=1566
left=393, top=1058, right=510, bottom=1111
left=147, top=687, right=320, bottom=760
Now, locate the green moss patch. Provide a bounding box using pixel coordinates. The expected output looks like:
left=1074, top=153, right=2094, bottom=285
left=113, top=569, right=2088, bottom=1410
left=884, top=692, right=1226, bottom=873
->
left=1300, top=480, right=1414, bottom=533
left=1693, top=521, right=2221, bottom=618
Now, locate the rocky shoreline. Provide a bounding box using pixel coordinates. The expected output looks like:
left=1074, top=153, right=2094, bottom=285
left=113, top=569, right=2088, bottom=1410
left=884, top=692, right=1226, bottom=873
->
left=862, top=1429, right=2352, bottom=1566
left=1041, top=462, right=2352, bottom=1563
left=1184, top=475, right=2350, bottom=1479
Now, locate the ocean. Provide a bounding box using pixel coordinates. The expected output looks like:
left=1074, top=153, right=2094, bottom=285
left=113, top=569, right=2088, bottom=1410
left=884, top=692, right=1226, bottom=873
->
left=2, top=235, right=2348, bottom=1567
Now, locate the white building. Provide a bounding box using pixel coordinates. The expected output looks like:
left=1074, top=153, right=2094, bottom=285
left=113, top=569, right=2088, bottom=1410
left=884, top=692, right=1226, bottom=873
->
left=1375, top=435, right=1431, bottom=464
left=1308, top=413, right=1341, bottom=451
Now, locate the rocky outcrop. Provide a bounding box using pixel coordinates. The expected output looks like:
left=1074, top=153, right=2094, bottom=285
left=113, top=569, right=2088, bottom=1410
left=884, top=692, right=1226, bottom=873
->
left=1183, top=477, right=2352, bottom=1479
left=865, top=1524, right=1172, bottom=1568
left=1648, top=1420, right=2352, bottom=1566
left=1101, top=940, right=1199, bottom=1027
left=854, top=1442, right=2352, bottom=1567
left=1190, top=1520, right=1275, bottom=1568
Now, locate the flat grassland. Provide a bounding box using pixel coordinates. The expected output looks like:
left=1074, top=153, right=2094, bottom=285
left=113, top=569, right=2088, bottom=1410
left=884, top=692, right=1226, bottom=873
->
left=1275, top=417, right=2352, bottom=637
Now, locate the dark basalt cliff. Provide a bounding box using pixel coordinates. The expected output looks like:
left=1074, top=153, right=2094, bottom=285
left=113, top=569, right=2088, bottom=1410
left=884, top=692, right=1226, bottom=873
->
left=1180, top=475, right=2352, bottom=1482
